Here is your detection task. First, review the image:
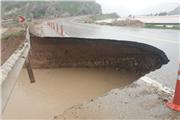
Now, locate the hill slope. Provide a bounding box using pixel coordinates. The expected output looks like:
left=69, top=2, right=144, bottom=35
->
left=1, top=1, right=102, bottom=19
left=168, top=5, right=180, bottom=15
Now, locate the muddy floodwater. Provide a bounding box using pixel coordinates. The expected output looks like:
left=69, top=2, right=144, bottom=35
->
left=3, top=68, right=139, bottom=119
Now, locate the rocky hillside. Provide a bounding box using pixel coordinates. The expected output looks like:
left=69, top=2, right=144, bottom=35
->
left=1, top=1, right=102, bottom=19
left=169, top=5, right=180, bottom=15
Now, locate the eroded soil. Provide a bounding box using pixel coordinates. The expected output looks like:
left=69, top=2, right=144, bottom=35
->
left=1, top=28, right=25, bottom=64
left=2, top=36, right=170, bottom=119
left=30, top=36, right=169, bottom=76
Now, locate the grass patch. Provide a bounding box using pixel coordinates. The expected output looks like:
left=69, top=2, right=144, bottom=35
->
left=1, top=29, right=25, bottom=41
left=92, top=13, right=119, bottom=21
left=144, top=24, right=180, bottom=30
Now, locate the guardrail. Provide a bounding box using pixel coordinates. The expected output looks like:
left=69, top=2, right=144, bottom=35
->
left=1, top=26, right=31, bottom=113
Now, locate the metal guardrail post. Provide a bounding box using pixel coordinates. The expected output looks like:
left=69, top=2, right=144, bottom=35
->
left=25, top=25, right=35, bottom=83
left=25, top=52, right=35, bottom=83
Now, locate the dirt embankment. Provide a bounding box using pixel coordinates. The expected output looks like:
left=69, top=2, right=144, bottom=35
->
left=30, top=36, right=169, bottom=76
left=81, top=16, right=144, bottom=27
left=1, top=28, right=25, bottom=65
left=112, top=19, right=144, bottom=27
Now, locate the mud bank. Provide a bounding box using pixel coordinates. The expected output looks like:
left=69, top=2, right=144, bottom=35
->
left=1, top=31, right=25, bottom=64
left=30, top=36, right=169, bottom=76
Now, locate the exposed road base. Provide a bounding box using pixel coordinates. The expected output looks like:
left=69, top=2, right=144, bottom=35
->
left=54, top=78, right=180, bottom=120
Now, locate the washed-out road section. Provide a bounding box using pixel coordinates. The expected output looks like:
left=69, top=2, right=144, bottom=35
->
left=59, top=17, right=180, bottom=89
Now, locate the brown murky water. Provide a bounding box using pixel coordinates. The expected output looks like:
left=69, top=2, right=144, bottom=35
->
left=3, top=68, right=138, bottom=119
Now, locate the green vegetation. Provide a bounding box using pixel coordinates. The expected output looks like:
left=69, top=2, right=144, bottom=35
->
left=144, top=23, right=180, bottom=30
left=2, top=1, right=102, bottom=19
left=82, top=13, right=119, bottom=23
left=92, top=13, right=119, bottom=20
left=1, top=29, right=25, bottom=41
left=2, top=20, right=20, bottom=28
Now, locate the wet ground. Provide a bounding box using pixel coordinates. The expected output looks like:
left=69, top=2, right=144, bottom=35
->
left=54, top=78, right=180, bottom=120
left=3, top=68, right=138, bottom=119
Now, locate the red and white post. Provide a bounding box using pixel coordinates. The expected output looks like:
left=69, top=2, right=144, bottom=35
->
left=56, top=23, right=59, bottom=33
left=60, top=24, right=64, bottom=36
left=166, top=63, right=180, bottom=111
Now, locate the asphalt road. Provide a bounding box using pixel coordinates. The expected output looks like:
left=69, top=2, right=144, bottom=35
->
left=56, top=17, right=180, bottom=89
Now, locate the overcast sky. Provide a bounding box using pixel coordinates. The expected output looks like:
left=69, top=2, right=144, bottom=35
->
left=96, top=0, right=179, bottom=16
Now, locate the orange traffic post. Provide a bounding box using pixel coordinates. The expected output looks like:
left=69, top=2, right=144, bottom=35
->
left=25, top=51, right=35, bottom=83
left=166, top=63, right=180, bottom=111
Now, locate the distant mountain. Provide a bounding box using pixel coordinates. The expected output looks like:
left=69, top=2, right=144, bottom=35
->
left=139, top=2, right=179, bottom=15
left=168, top=5, right=180, bottom=15
left=1, top=1, right=102, bottom=19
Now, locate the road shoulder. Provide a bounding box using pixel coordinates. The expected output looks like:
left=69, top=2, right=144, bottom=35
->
left=54, top=78, right=180, bottom=119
